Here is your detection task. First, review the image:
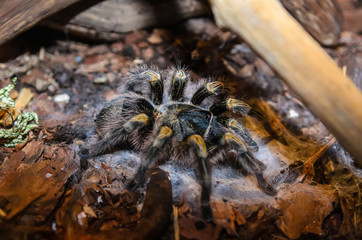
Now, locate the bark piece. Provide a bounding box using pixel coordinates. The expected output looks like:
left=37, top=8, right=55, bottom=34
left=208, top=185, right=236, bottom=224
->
left=43, top=0, right=210, bottom=41
left=280, top=0, right=343, bottom=46
left=0, top=147, right=77, bottom=221
left=56, top=168, right=172, bottom=240
left=0, top=151, right=25, bottom=180
left=130, top=169, right=173, bottom=239
left=22, top=140, right=44, bottom=163
left=0, top=0, right=82, bottom=45
left=338, top=0, right=362, bottom=33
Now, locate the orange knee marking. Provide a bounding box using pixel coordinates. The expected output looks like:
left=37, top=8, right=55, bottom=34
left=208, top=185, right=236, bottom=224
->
left=228, top=119, right=244, bottom=131
left=188, top=135, right=207, bottom=158
left=226, top=98, right=250, bottom=110
left=156, top=126, right=173, bottom=140
left=224, top=133, right=245, bottom=147
left=130, top=113, right=149, bottom=124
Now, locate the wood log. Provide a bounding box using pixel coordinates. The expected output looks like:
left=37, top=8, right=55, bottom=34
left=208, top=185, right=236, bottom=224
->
left=280, top=0, right=343, bottom=46
left=0, top=0, right=340, bottom=45
left=42, top=0, right=210, bottom=41
left=0, top=0, right=83, bottom=46
left=210, top=0, right=362, bottom=167
left=0, top=0, right=209, bottom=45
left=43, top=0, right=341, bottom=44
left=338, top=0, right=362, bottom=33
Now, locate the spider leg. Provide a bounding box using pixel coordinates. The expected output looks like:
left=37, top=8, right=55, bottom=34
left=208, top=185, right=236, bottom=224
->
left=170, top=69, right=188, bottom=101
left=210, top=98, right=252, bottom=116
left=141, top=70, right=163, bottom=105
left=187, top=134, right=213, bottom=222
left=90, top=113, right=150, bottom=157
left=210, top=98, right=264, bottom=120
left=127, top=126, right=173, bottom=191
left=217, top=116, right=258, bottom=151
left=220, top=133, right=276, bottom=195
left=191, top=81, right=224, bottom=105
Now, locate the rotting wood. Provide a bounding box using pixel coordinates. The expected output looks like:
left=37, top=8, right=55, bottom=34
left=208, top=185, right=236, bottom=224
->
left=280, top=0, right=343, bottom=46
left=0, top=0, right=209, bottom=45
left=41, top=0, right=343, bottom=44
left=57, top=168, right=172, bottom=240
left=0, top=147, right=78, bottom=221
left=210, top=0, right=362, bottom=167
left=42, top=0, right=210, bottom=41
left=0, top=0, right=342, bottom=45
left=0, top=0, right=83, bottom=46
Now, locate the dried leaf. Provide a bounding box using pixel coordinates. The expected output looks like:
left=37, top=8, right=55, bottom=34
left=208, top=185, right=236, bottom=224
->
left=211, top=199, right=246, bottom=235
left=276, top=183, right=336, bottom=239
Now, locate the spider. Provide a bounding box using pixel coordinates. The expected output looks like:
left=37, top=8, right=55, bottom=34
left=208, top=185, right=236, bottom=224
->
left=87, top=65, right=276, bottom=222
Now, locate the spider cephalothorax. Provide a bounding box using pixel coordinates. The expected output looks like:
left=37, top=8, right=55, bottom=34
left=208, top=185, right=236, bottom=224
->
left=90, top=65, right=276, bottom=222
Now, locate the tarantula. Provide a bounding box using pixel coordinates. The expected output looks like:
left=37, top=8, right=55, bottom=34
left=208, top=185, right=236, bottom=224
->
left=88, top=65, right=276, bottom=222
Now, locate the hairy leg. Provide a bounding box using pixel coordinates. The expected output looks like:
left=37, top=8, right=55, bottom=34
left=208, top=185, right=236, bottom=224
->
left=217, top=116, right=258, bottom=151
left=217, top=132, right=276, bottom=195
left=170, top=68, right=188, bottom=101
left=191, top=81, right=224, bottom=105
left=140, top=70, right=163, bottom=105
left=127, top=126, right=173, bottom=191
left=187, top=134, right=213, bottom=222
left=90, top=113, right=150, bottom=157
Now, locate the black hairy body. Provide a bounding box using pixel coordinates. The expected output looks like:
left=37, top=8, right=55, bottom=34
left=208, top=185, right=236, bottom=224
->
left=89, top=65, right=276, bottom=222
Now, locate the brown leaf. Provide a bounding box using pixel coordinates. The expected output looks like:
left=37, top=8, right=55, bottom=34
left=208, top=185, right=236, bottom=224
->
left=276, top=183, right=337, bottom=239
left=211, top=199, right=246, bottom=235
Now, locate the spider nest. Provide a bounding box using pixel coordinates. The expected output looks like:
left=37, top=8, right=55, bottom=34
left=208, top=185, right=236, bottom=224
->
left=83, top=65, right=276, bottom=222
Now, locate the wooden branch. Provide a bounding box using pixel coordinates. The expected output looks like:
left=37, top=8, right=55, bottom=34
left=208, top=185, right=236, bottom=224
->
left=210, top=0, right=362, bottom=166
left=0, top=0, right=82, bottom=45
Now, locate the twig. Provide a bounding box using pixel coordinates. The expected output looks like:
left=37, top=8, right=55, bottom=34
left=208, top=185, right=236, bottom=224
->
left=298, top=136, right=336, bottom=183
left=14, top=88, right=33, bottom=117
left=173, top=205, right=180, bottom=240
